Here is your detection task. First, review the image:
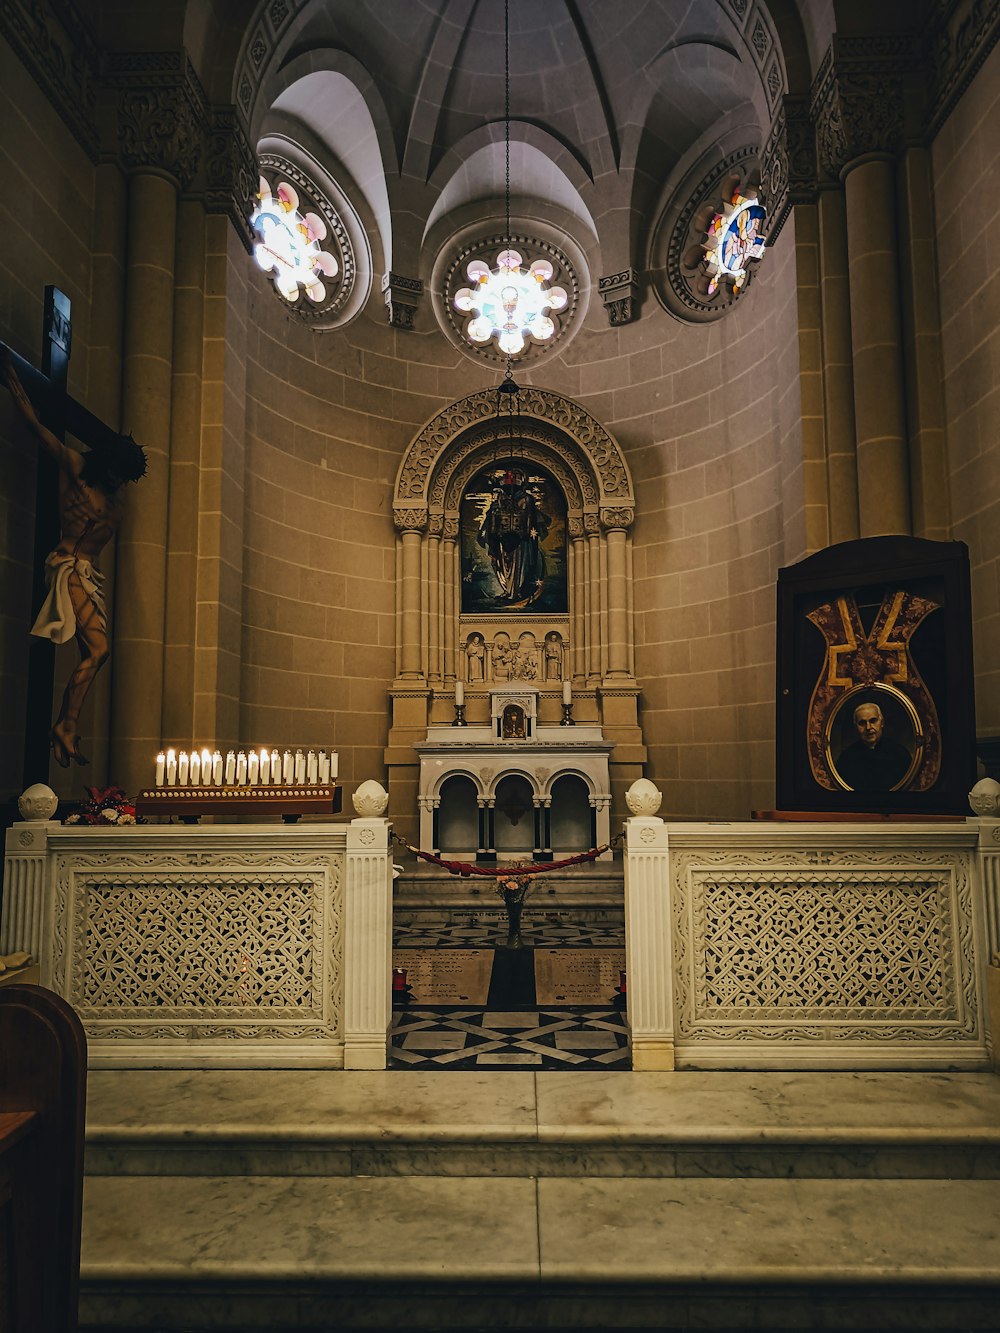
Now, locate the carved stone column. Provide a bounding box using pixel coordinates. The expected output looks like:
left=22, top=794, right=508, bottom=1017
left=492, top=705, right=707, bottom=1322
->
left=818, top=187, right=860, bottom=542
left=586, top=516, right=602, bottom=683
left=426, top=518, right=441, bottom=684
left=569, top=520, right=586, bottom=681
left=443, top=517, right=458, bottom=682
left=813, top=39, right=915, bottom=537
left=601, top=510, right=633, bottom=680
left=109, top=63, right=206, bottom=789
left=394, top=510, right=426, bottom=680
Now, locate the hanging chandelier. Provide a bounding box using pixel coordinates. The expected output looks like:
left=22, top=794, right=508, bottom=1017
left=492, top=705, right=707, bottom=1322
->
left=453, top=0, right=566, bottom=357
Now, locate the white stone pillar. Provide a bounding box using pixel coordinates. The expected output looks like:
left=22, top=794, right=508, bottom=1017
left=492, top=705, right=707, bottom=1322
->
left=978, top=820, right=1000, bottom=963
left=344, top=816, right=393, bottom=1069
left=1, top=821, right=57, bottom=969
left=624, top=814, right=674, bottom=1070
left=590, top=795, right=612, bottom=860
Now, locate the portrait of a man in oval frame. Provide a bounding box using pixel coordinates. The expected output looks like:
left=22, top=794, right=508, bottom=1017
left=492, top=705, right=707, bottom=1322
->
left=825, top=682, right=924, bottom=794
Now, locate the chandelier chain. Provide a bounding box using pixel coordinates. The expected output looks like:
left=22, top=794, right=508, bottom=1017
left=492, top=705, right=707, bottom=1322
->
left=504, top=0, right=512, bottom=384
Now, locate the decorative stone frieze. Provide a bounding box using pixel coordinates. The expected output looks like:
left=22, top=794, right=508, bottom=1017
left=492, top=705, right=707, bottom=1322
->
left=382, top=272, right=422, bottom=329
left=107, top=51, right=209, bottom=191
left=810, top=36, right=920, bottom=179
left=392, top=507, right=428, bottom=533
left=926, top=0, right=1000, bottom=137
left=760, top=96, right=817, bottom=242
left=583, top=512, right=601, bottom=535
left=0, top=0, right=99, bottom=159
left=598, top=269, right=640, bottom=326
left=600, top=506, right=634, bottom=531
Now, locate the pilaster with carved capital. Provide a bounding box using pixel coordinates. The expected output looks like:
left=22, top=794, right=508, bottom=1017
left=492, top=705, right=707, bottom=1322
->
left=107, top=51, right=209, bottom=190
left=600, top=506, right=634, bottom=532
left=811, top=37, right=919, bottom=180
left=393, top=507, right=428, bottom=533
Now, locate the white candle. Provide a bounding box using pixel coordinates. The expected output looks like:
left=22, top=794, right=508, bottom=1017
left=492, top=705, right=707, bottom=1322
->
left=271, top=750, right=281, bottom=785
left=331, top=751, right=338, bottom=780
left=236, top=751, right=248, bottom=785
left=224, top=750, right=236, bottom=785
left=307, top=750, right=318, bottom=785
left=318, top=751, right=331, bottom=785
left=201, top=749, right=212, bottom=787
left=455, top=680, right=464, bottom=706
left=563, top=679, right=572, bottom=706
left=166, top=748, right=177, bottom=786
left=212, top=751, right=223, bottom=785
left=259, top=749, right=270, bottom=785
left=247, top=750, right=259, bottom=785
left=294, top=750, right=306, bottom=784
left=178, top=750, right=189, bottom=786
left=282, top=750, right=293, bottom=784
left=155, top=752, right=166, bottom=787
left=189, top=749, right=201, bottom=785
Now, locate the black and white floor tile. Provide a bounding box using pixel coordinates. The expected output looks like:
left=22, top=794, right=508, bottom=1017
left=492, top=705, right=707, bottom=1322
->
left=389, top=1007, right=629, bottom=1069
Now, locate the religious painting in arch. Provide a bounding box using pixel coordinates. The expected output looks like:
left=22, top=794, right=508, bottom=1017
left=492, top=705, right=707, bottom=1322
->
left=460, top=460, right=567, bottom=614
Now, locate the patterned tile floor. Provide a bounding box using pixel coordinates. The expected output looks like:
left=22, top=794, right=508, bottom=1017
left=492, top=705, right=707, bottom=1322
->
left=390, top=915, right=629, bottom=1070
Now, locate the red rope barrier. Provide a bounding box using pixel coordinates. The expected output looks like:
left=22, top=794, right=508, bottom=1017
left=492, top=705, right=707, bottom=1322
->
left=392, top=832, right=617, bottom=878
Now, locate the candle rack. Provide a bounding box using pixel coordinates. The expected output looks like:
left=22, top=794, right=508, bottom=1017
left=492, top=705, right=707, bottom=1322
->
left=135, top=785, right=342, bottom=824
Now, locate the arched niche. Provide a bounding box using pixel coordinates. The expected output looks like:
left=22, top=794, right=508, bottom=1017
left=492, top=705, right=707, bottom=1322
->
left=391, top=387, right=635, bottom=688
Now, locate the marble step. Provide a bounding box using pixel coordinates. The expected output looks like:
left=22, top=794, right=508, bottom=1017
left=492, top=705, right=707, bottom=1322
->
left=78, top=1173, right=1000, bottom=1331
left=85, top=1069, right=1000, bottom=1179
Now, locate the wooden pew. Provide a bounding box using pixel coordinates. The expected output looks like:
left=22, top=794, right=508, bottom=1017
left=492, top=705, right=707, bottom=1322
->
left=0, top=986, right=87, bottom=1333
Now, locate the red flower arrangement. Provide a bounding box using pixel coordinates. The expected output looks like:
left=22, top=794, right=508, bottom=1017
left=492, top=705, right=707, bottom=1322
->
left=64, top=785, right=141, bottom=826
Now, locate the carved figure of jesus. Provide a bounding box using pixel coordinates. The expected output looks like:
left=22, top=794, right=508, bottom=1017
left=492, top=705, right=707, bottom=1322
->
left=4, top=354, right=146, bottom=767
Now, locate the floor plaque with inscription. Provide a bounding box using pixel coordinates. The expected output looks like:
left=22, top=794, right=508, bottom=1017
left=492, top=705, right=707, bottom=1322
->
left=392, top=949, right=493, bottom=1005
left=534, top=949, right=625, bottom=1005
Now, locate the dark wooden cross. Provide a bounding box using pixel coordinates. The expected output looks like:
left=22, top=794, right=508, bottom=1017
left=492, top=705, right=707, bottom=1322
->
left=3, top=287, right=129, bottom=789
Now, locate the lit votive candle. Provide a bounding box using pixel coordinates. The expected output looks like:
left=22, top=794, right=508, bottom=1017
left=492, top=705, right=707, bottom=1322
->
left=212, top=750, right=223, bottom=785
left=330, top=751, right=338, bottom=781
left=247, top=750, right=259, bottom=785
left=271, top=749, right=281, bottom=785
left=307, top=750, right=318, bottom=785
left=294, top=750, right=306, bottom=784
left=155, top=752, right=166, bottom=787
left=178, top=750, right=189, bottom=786
left=318, top=751, right=331, bottom=785
left=201, top=749, right=212, bottom=787
left=259, top=749, right=270, bottom=784
left=282, top=750, right=293, bottom=784
left=236, top=751, right=248, bottom=785
left=224, top=750, right=236, bottom=785
left=189, top=749, right=201, bottom=785
left=166, top=748, right=177, bottom=786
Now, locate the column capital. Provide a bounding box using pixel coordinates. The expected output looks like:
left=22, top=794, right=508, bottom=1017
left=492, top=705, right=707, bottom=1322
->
left=811, top=36, right=919, bottom=180
left=393, top=507, right=428, bottom=533
left=107, top=50, right=209, bottom=191
left=382, top=272, right=423, bottom=330
left=600, top=507, right=634, bottom=532
left=760, top=96, right=817, bottom=242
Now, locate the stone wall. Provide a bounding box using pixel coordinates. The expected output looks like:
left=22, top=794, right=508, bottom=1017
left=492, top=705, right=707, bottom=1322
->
left=933, top=37, right=1000, bottom=740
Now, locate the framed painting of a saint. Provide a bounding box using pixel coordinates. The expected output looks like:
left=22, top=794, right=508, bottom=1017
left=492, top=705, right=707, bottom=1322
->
left=776, top=537, right=976, bottom=814
left=460, top=461, right=567, bottom=614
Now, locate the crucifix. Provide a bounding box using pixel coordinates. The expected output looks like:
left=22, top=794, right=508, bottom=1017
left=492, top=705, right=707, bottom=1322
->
left=2, top=286, right=147, bottom=785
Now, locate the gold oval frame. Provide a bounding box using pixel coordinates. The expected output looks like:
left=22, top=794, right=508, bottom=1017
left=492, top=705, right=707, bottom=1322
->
left=825, top=682, right=925, bottom=793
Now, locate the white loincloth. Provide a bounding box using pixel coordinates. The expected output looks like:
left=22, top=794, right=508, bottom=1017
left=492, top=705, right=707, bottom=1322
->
left=30, top=552, right=107, bottom=645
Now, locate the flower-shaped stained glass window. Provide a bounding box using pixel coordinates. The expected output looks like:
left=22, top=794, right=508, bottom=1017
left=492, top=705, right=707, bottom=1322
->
left=454, top=248, right=568, bottom=357
left=250, top=176, right=339, bottom=304
left=703, top=188, right=766, bottom=296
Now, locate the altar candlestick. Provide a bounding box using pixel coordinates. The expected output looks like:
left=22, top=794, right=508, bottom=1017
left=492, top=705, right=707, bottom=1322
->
left=283, top=750, right=293, bottom=784
left=247, top=750, right=259, bottom=785
left=318, top=751, right=331, bottom=785
left=224, top=751, right=236, bottom=785
left=189, top=750, right=200, bottom=785
left=259, top=749, right=270, bottom=785
left=455, top=680, right=464, bottom=706
left=166, top=749, right=177, bottom=786
left=155, top=753, right=166, bottom=787
left=294, top=750, right=306, bottom=784
left=178, top=751, right=189, bottom=786
left=271, top=750, right=281, bottom=785
left=562, top=679, right=572, bottom=705
left=212, top=751, right=223, bottom=785
left=307, top=750, right=318, bottom=785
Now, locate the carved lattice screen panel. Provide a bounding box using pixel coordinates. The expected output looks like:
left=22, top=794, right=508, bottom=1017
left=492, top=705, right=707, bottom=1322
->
left=671, top=849, right=981, bottom=1051
left=53, top=852, right=343, bottom=1050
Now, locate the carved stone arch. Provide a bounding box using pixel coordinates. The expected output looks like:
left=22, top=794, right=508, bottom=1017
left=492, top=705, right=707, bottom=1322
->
left=393, top=387, right=633, bottom=522
left=542, top=767, right=598, bottom=800
left=432, top=768, right=485, bottom=800
left=439, top=432, right=587, bottom=516
left=490, top=767, right=541, bottom=801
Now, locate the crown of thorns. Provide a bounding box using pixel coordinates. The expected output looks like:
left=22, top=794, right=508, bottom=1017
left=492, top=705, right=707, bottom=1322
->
left=109, top=431, right=148, bottom=481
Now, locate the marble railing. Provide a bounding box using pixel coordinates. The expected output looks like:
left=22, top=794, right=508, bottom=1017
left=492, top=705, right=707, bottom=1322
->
left=625, top=817, right=1000, bottom=1072
left=1, top=817, right=393, bottom=1070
